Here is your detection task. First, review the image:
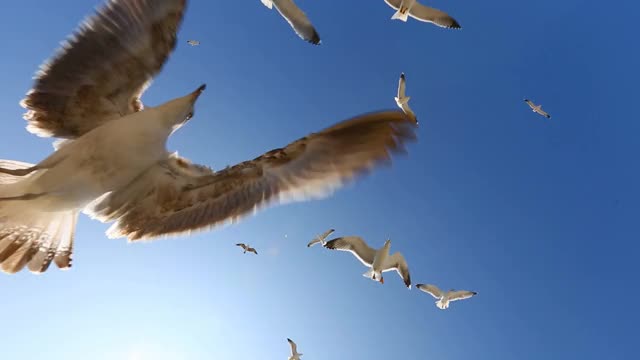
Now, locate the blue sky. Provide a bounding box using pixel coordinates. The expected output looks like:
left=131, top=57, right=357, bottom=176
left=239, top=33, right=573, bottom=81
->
left=0, top=0, right=638, bottom=359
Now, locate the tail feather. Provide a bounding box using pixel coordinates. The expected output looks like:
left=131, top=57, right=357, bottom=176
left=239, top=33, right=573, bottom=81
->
left=391, top=10, right=409, bottom=21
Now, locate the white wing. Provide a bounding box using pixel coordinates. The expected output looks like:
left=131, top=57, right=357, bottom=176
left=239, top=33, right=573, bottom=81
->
left=447, top=290, right=477, bottom=302
left=524, top=99, right=536, bottom=110
left=21, top=0, right=186, bottom=139
left=307, top=228, right=335, bottom=247
left=261, top=0, right=274, bottom=9
left=323, top=236, right=377, bottom=266
left=417, top=284, right=443, bottom=299
left=397, top=73, right=407, bottom=99
left=535, top=108, right=551, bottom=119
left=287, top=338, right=298, bottom=354
left=384, top=0, right=402, bottom=10
left=86, top=111, right=417, bottom=241
left=382, top=252, right=411, bottom=288
left=408, top=2, right=461, bottom=29
left=271, top=0, right=321, bottom=44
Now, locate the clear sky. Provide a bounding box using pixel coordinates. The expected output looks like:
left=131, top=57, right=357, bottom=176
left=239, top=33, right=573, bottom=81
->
left=0, top=0, right=638, bottom=359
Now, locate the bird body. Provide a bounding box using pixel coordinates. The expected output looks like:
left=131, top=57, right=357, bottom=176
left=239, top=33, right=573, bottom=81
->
left=524, top=99, right=551, bottom=118
left=384, top=0, right=461, bottom=28
left=187, top=39, right=200, bottom=46
left=417, top=284, right=477, bottom=309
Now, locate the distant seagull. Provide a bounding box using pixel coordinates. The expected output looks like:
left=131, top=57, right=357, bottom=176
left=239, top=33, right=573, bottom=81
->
left=324, top=237, right=411, bottom=288
left=260, top=0, right=321, bottom=45
left=236, top=243, right=258, bottom=255
left=186, top=39, right=200, bottom=46
left=395, top=73, right=417, bottom=123
left=287, top=338, right=303, bottom=360
left=384, top=0, right=461, bottom=29
left=416, top=284, right=477, bottom=309
left=523, top=99, right=551, bottom=119
left=307, top=228, right=335, bottom=247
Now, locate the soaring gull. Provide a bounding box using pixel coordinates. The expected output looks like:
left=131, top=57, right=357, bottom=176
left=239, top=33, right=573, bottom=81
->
left=307, top=228, right=335, bottom=247
left=416, top=284, right=477, bottom=309
left=395, top=73, right=417, bottom=123
left=0, top=0, right=417, bottom=274
left=384, top=0, right=461, bottom=29
left=324, top=237, right=411, bottom=288
left=236, top=243, right=258, bottom=255
left=287, top=338, right=303, bottom=360
left=260, top=0, right=321, bottom=44
left=524, top=99, right=551, bottom=119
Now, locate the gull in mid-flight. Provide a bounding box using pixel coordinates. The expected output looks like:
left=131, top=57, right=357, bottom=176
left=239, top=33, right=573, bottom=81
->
left=417, top=284, right=477, bottom=310
left=524, top=99, right=551, bottom=119
left=324, top=237, right=411, bottom=288
left=236, top=243, right=258, bottom=255
left=186, top=39, right=200, bottom=46
left=307, top=228, right=335, bottom=247
left=395, top=73, right=417, bottom=123
left=384, top=0, right=461, bottom=29
left=260, top=0, right=321, bottom=45
left=0, top=0, right=417, bottom=274
left=287, top=338, right=303, bottom=360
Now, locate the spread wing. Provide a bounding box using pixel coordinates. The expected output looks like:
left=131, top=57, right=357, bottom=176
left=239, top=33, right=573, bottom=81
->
left=307, top=228, right=335, bottom=247
left=271, top=0, right=321, bottom=44
left=408, top=3, right=461, bottom=29
left=86, top=110, right=417, bottom=240
left=417, top=284, right=443, bottom=299
left=536, top=108, right=551, bottom=119
left=382, top=252, right=411, bottom=288
left=384, top=0, right=402, bottom=10
left=287, top=338, right=297, bottom=354
left=324, top=236, right=377, bottom=267
left=397, top=73, right=406, bottom=99
left=447, top=290, right=477, bottom=302
left=20, top=0, right=187, bottom=139
left=524, top=99, right=536, bottom=110
left=248, top=247, right=258, bottom=254
left=236, top=243, right=247, bottom=249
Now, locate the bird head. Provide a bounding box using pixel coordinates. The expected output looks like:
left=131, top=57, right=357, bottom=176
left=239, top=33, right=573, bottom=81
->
left=157, top=84, right=206, bottom=131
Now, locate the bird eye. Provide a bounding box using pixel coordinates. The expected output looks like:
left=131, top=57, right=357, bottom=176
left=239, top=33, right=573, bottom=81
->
left=185, top=112, right=193, bottom=121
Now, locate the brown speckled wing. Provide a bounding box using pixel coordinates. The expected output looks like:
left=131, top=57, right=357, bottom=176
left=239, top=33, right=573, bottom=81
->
left=87, top=110, right=417, bottom=241
left=20, top=0, right=187, bottom=139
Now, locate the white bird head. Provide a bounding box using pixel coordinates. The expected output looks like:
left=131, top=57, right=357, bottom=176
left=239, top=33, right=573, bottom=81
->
left=157, top=84, right=206, bottom=130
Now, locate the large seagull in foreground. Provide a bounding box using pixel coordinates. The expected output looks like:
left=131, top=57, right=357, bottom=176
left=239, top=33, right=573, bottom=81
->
left=0, top=0, right=417, bottom=274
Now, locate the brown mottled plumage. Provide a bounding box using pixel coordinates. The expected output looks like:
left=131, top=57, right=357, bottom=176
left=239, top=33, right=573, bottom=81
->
left=87, top=111, right=417, bottom=240
left=20, top=0, right=187, bottom=138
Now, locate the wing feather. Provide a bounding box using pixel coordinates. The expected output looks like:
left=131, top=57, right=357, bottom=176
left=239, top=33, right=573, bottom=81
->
left=408, top=3, right=461, bottom=29
left=20, top=0, right=187, bottom=138
left=383, top=252, right=411, bottom=288
left=86, top=110, right=417, bottom=240
left=324, top=236, right=377, bottom=266
left=272, top=0, right=321, bottom=44
left=447, top=290, right=477, bottom=302
left=417, top=284, right=443, bottom=298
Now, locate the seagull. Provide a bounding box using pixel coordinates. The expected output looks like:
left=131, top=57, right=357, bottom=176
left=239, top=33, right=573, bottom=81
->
left=524, top=99, right=551, bottom=119
left=260, top=0, right=321, bottom=44
left=395, top=73, right=417, bottom=123
left=236, top=243, right=258, bottom=254
left=324, top=237, right=411, bottom=288
left=287, top=338, right=303, bottom=360
left=307, top=228, right=335, bottom=247
left=416, top=284, right=477, bottom=310
left=0, top=0, right=417, bottom=275
left=384, top=0, right=461, bottom=29
left=186, top=39, right=200, bottom=46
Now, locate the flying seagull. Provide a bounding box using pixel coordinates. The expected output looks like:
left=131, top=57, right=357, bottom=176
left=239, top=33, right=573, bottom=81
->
left=187, top=39, right=200, bottom=46
left=324, top=237, right=411, bottom=288
left=395, top=73, right=417, bottom=123
left=0, top=0, right=417, bottom=275
left=236, top=243, right=258, bottom=254
left=307, top=228, right=335, bottom=247
left=287, top=338, right=303, bottom=360
left=260, top=0, right=321, bottom=45
left=417, top=284, right=477, bottom=310
left=524, top=99, right=551, bottom=119
left=384, top=0, right=461, bottom=29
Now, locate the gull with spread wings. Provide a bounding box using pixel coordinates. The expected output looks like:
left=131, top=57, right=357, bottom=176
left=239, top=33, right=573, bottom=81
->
left=524, top=99, right=551, bottom=119
left=324, top=237, right=411, bottom=288
left=417, top=284, right=477, bottom=310
left=307, top=228, right=335, bottom=247
left=287, top=338, right=303, bottom=360
left=236, top=243, right=258, bottom=255
left=384, top=0, right=461, bottom=29
left=395, top=73, right=417, bottom=123
left=0, top=0, right=417, bottom=274
left=260, top=0, right=321, bottom=45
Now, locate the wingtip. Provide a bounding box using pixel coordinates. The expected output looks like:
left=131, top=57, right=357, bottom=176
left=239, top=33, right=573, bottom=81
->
left=308, top=31, right=321, bottom=45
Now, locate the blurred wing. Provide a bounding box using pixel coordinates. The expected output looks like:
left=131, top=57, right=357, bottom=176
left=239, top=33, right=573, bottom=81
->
left=20, top=0, right=187, bottom=138
left=397, top=73, right=406, bottom=99
left=272, top=0, right=321, bottom=44
left=524, top=99, right=536, bottom=110
left=87, top=110, right=417, bottom=240
left=287, top=338, right=298, bottom=354
left=236, top=243, right=247, bottom=249
left=384, top=0, right=402, bottom=10
left=448, top=290, right=477, bottom=302
left=324, top=236, right=376, bottom=266
left=383, top=252, right=411, bottom=288
left=536, top=108, right=551, bottom=118
left=248, top=247, right=258, bottom=254
left=408, top=3, right=461, bottom=29
left=417, top=284, right=443, bottom=299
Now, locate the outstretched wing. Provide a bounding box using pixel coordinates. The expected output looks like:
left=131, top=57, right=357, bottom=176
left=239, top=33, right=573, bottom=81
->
left=307, top=228, right=335, bottom=247
left=87, top=110, right=417, bottom=240
left=383, top=252, right=411, bottom=288
left=417, top=284, right=443, bottom=299
left=524, top=99, right=536, bottom=110
left=384, top=0, right=402, bottom=10
left=287, top=338, right=298, bottom=354
left=447, top=290, right=477, bottom=302
left=271, top=0, right=321, bottom=44
left=324, top=236, right=377, bottom=267
left=20, top=0, right=187, bottom=139
left=397, top=73, right=407, bottom=99
left=408, top=3, right=461, bottom=29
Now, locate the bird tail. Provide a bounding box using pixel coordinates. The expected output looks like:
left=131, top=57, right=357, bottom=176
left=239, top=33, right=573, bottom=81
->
left=391, top=10, right=409, bottom=21
left=0, top=159, right=78, bottom=274
left=362, top=269, right=375, bottom=279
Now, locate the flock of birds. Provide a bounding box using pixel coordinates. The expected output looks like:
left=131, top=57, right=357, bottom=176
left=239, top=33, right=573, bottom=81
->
left=0, top=0, right=551, bottom=358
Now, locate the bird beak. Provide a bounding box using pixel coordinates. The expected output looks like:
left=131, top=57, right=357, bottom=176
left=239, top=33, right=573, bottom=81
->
left=190, top=84, right=206, bottom=100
